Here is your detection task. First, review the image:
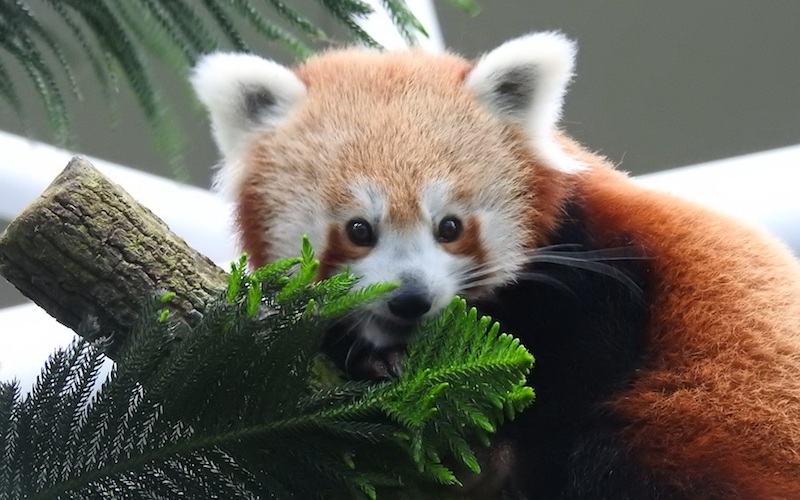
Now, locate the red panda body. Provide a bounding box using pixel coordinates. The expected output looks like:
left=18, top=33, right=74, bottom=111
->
left=485, top=164, right=800, bottom=498
left=192, top=34, right=800, bottom=498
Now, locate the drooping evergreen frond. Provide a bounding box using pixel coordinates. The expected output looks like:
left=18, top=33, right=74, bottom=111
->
left=444, top=0, right=481, bottom=16
left=0, top=1, right=72, bottom=144
left=0, top=240, right=533, bottom=498
left=380, top=0, right=428, bottom=45
left=317, top=0, right=379, bottom=48
left=226, top=0, right=312, bottom=59
left=268, top=0, right=326, bottom=40
left=1, top=0, right=468, bottom=174
left=45, top=1, right=113, bottom=96
left=0, top=57, right=21, bottom=117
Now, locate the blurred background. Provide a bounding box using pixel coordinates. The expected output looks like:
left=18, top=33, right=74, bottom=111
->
left=1, top=0, right=799, bottom=309
left=2, top=2, right=799, bottom=183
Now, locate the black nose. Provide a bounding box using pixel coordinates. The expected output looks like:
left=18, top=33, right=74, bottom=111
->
left=388, top=288, right=432, bottom=319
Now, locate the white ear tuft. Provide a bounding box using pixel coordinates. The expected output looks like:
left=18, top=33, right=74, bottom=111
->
left=466, top=32, right=583, bottom=172
left=191, top=52, right=306, bottom=195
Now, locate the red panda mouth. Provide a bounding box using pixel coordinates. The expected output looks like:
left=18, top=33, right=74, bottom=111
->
left=365, top=313, right=418, bottom=345
left=330, top=312, right=419, bottom=380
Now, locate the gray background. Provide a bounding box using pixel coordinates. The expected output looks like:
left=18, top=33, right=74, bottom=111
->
left=1, top=1, right=799, bottom=307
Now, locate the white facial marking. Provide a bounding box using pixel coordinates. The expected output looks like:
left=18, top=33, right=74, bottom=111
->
left=466, top=31, right=585, bottom=173
left=191, top=52, right=307, bottom=198
left=353, top=226, right=468, bottom=347
left=268, top=195, right=327, bottom=263
left=349, top=182, right=386, bottom=223
left=338, top=181, right=472, bottom=347
left=421, top=180, right=458, bottom=221
left=336, top=179, right=535, bottom=347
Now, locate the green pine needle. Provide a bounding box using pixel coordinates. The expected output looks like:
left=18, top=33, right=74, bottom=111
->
left=445, top=0, right=481, bottom=16
left=0, top=0, right=449, bottom=173
left=380, top=0, right=428, bottom=44
left=0, top=239, right=528, bottom=498
left=268, top=0, right=327, bottom=40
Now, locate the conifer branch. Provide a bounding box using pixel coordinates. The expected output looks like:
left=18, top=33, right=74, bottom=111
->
left=0, top=0, right=479, bottom=171
left=0, top=155, right=532, bottom=497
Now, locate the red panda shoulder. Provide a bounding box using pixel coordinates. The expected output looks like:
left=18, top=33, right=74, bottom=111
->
left=573, top=165, right=800, bottom=494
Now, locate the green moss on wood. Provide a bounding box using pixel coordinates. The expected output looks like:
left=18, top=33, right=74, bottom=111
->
left=0, top=156, right=228, bottom=357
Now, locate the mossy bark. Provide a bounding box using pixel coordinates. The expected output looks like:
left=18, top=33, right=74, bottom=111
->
left=0, top=156, right=228, bottom=358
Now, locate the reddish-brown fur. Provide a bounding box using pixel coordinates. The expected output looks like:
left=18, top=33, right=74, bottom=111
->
left=317, top=224, right=372, bottom=280
left=231, top=46, right=800, bottom=497
left=564, top=149, right=800, bottom=497
left=235, top=50, right=564, bottom=273
left=237, top=169, right=274, bottom=268
left=441, top=216, right=485, bottom=260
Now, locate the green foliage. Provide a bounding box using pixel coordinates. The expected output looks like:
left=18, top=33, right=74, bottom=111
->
left=444, top=0, right=481, bottom=16
left=0, top=240, right=532, bottom=498
left=0, top=0, right=478, bottom=177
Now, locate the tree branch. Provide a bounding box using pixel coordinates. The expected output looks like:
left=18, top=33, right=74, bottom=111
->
left=0, top=157, right=227, bottom=357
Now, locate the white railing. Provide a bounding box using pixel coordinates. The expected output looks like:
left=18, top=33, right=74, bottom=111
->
left=637, top=144, right=800, bottom=252
left=0, top=130, right=236, bottom=265
left=2, top=0, right=799, bottom=392
left=2, top=139, right=799, bottom=389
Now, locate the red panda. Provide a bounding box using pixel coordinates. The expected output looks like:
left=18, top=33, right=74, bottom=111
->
left=191, top=33, right=800, bottom=498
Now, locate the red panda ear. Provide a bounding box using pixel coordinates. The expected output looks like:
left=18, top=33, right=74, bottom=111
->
left=191, top=52, right=306, bottom=196
left=466, top=32, right=583, bottom=173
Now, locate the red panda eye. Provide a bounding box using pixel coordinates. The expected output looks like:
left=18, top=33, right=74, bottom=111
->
left=346, top=218, right=376, bottom=247
left=436, top=216, right=463, bottom=243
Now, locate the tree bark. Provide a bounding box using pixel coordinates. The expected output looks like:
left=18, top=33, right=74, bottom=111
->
left=0, top=157, right=228, bottom=358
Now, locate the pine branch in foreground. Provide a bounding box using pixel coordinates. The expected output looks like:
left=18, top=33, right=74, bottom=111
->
left=0, top=239, right=534, bottom=499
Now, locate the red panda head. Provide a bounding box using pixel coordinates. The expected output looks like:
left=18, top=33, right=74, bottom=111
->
left=192, top=32, right=579, bottom=347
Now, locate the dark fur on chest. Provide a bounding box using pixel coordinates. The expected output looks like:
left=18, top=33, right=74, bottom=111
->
left=323, top=203, right=677, bottom=498
left=472, top=203, right=660, bottom=498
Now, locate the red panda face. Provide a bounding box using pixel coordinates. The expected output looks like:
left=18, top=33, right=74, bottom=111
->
left=193, top=33, right=579, bottom=346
